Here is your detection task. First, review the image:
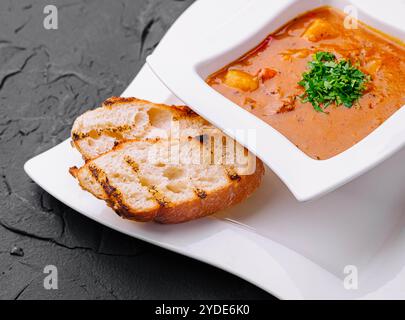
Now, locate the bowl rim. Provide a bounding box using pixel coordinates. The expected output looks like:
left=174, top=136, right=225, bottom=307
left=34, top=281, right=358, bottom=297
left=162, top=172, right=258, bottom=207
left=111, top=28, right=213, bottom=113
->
left=147, top=0, right=405, bottom=201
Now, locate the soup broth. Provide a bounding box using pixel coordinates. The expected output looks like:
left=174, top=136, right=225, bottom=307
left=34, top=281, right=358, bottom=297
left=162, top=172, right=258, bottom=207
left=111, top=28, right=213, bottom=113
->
left=207, top=7, right=405, bottom=160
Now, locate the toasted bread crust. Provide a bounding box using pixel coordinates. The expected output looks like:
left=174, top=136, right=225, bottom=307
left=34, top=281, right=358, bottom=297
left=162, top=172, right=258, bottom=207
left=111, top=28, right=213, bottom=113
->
left=102, top=96, right=197, bottom=116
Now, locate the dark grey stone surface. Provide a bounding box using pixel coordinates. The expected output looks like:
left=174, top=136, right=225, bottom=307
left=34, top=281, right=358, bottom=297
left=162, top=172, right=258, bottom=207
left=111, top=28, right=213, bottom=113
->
left=0, top=0, right=274, bottom=300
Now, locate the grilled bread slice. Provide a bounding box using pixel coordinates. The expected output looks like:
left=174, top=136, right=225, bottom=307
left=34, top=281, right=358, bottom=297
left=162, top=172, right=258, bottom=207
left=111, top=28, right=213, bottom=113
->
left=71, top=97, right=217, bottom=160
left=70, top=97, right=265, bottom=224
left=70, top=136, right=264, bottom=224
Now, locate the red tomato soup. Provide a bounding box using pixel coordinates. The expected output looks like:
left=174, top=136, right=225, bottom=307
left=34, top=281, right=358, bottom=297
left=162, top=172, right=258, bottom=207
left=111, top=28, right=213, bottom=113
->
left=207, top=7, right=405, bottom=160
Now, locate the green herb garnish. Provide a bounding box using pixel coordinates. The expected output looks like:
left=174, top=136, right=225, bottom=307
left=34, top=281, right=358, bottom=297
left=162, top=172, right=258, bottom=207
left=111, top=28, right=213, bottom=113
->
left=298, top=51, right=370, bottom=112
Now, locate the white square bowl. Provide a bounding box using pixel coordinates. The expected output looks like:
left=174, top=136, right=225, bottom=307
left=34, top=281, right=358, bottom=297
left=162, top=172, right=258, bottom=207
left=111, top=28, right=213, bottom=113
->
left=147, top=0, right=405, bottom=201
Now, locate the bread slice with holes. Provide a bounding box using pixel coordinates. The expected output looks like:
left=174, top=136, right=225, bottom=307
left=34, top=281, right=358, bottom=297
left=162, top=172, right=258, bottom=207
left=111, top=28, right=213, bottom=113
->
left=70, top=134, right=264, bottom=224
left=70, top=97, right=265, bottom=224
left=71, top=97, right=218, bottom=160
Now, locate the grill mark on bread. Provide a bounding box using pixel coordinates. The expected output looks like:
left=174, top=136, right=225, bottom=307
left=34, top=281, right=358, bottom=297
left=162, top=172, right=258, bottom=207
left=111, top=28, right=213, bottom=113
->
left=124, top=156, right=139, bottom=172
left=195, top=188, right=208, bottom=199
left=88, top=164, right=100, bottom=181
left=225, top=167, right=242, bottom=182
left=72, top=133, right=81, bottom=141
left=229, top=173, right=241, bottom=181
left=124, top=155, right=170, bottom=208
left=72, top=125, right=132, bottom=142
left=149, top=186, right=170, bottom=207
left=87, top=164, right=132, bottom=218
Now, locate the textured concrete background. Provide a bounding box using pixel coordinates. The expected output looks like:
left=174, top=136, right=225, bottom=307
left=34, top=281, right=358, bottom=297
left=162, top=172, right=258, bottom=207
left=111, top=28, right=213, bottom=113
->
left=0, top=0, right=274, bottom=299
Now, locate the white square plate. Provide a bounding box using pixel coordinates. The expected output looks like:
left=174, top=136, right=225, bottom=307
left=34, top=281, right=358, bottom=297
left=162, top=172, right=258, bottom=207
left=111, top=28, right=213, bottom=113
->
left=25, top=64, right=405, bottom=300
left=147, top=0, right=405, bottom=201
left=25, top=0, right=405, bottom=300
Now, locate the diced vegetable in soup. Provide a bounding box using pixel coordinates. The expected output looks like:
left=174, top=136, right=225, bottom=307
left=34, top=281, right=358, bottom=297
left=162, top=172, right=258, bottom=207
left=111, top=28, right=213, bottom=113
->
left=302, top=19, right=338, bottom=42
left=224, top=70, right=259, bottom=92
left=206, top=6, right=405, bottom=160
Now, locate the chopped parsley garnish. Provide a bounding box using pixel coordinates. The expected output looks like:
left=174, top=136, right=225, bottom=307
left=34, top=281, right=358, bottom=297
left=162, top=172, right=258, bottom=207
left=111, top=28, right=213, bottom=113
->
left=298, top=51, right=370, bottom=112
